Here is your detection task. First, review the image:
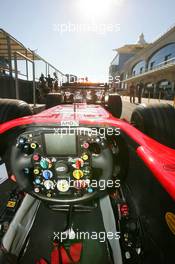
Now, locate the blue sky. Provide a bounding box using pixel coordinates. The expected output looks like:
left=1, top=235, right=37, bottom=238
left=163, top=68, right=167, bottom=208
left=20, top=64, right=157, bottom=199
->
left=1, top=0, right=175, bottom=81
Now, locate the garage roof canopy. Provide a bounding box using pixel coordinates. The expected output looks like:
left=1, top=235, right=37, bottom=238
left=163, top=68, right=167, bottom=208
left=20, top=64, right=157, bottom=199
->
left=0, top=28, right=40, bottom=60
left=0, top=28, right=64, bottom=76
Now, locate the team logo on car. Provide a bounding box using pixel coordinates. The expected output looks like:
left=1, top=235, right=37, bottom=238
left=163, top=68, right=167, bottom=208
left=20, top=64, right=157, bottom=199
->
left=61, top=121, right=79, bottom=126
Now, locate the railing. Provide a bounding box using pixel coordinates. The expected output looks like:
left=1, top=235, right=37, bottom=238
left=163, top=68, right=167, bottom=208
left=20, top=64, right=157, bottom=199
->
left=14, top=51, right=37, bottom=106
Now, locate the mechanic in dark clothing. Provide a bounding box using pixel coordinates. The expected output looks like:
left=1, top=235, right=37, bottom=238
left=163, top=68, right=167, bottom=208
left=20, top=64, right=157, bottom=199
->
left=39, top=73, right=45, bottom=83
left=38, top=73, right=48, bottom=101
left=53, top=72, right=59, bottom=92
left=129, top=83, right=136, bottom=103
left=137, top=81, right=144, bottom=104
left=46, top=74, right=53, bottom=92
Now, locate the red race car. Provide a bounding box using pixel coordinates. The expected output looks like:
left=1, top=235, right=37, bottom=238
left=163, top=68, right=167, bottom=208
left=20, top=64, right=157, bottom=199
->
left=0, top=98, right=175, bottom=264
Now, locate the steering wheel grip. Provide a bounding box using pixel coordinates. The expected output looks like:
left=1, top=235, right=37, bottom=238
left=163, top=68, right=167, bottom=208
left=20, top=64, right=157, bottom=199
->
left=11, top=145, right=33, bottom=190
left=92, top=147, right=113, bottom=181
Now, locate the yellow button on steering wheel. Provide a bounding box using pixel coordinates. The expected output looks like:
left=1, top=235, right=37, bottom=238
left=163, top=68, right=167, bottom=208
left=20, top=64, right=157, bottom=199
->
left=73, top=169, right=84, bottom=180
left=82, top=154, right=88, bottom=161
left=33, top=168, right=40, bottom=175
left=31, top=143, right=37, bottom=149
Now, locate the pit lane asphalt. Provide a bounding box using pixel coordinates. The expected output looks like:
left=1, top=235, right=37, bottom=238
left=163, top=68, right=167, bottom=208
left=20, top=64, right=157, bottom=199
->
left=121, top=100, right=137, bottom=121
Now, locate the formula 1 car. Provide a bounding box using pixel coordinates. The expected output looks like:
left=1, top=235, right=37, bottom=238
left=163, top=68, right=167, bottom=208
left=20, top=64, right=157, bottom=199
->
left=0, top=97, right=175, bottom=264
left=45, top=82, right=122, bottom=119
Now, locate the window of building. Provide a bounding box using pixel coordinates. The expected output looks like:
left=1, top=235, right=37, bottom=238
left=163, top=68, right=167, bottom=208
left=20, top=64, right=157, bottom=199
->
left=150, top=61, right=155, bottom=70
left=164, top=54, right=171, bottom=64
left=111, top=54, right=119, bottom=66
left=132, top=60, right=146, bottom=76
left=148, top=43, right=175, bottom=69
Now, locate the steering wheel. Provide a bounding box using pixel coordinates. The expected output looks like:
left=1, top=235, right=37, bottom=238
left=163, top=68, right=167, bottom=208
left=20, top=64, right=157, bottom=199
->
left=10, top=129, right=113, bottom=204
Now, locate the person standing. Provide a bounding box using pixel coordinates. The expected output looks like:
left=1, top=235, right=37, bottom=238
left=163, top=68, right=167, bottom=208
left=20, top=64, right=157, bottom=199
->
left=53, top=72, right=59, bottom=92
left=129, top=82, right=136, bottom=103
left=39, top=73, right=47, bottom=100
left=137, top=81, right=144, bottom=104
left=46, top=74, right=53, bottom=92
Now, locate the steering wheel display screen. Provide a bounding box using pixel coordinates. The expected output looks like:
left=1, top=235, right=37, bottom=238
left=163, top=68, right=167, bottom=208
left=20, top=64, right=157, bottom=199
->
left=44, top=134, right=77, bottom=156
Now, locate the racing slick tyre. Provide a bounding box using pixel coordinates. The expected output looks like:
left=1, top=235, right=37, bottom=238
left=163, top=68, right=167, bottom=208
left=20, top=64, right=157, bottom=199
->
left=131, top=103, right=175, bottom=148
left=0, top=98, right=33, bottom=124
left=46, top=93, right=63, bottom=109
left=105, top=94, right=122, bottom=118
